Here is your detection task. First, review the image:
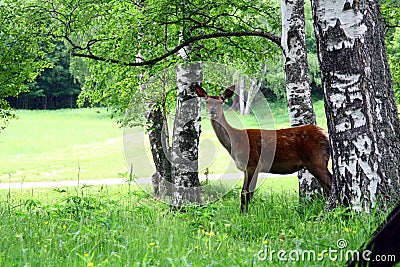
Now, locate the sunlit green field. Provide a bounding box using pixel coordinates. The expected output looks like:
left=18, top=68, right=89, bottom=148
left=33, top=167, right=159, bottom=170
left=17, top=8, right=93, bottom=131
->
left=0, top=109, right=127, bottom=182
left=0, top=100, right=327, bottom=183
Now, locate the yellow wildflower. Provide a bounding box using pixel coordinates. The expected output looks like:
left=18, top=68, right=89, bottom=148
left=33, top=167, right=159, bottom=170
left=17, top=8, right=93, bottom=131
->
left=84, top=253, right=89, bottom=257
left=205, top=231, right=215, bottom=237
left=88, top=262, right=94, bottom=267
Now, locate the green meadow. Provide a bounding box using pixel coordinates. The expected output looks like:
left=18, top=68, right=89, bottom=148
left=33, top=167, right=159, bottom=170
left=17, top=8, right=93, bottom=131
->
left=0, top=109, right=126, bottom=182
left=0, top=100, right=327, bottom=183
left=0, top=100, right=389, bottom=266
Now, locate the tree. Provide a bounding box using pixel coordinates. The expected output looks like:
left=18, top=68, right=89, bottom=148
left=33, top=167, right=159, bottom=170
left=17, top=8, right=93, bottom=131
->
left=312, top=0, right=400, bottom=211
left=36, top=0, right=281, bottom=125
left=0, top=0, right=52, bottom=130
left=244, top=69, right=265, bottom=115
left=382, top=1, right=400, bottom=104
left=19, top=42, right=81, bottom=109
left=171, top=62, right=202, bottom=207
left=281, top=0, right=325, bottom=200
left=31, top=0, right=282, bottom=206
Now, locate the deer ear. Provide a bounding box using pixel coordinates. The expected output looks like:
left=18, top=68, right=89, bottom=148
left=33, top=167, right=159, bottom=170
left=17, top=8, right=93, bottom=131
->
left=193, top=83, right=207, bottom=98
left=221, top=85, right=235, bottom=100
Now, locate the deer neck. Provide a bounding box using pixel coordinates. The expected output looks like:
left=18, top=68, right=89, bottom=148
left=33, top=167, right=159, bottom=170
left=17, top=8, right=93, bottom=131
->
left=211, top=111, right=240, bottom=154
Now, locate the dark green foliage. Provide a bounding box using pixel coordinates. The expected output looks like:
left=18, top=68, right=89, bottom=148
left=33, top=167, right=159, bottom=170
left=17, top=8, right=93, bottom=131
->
left=3, top=40, right=83, bottom=111
left=10, top=42, right=81, bottom=109
left=376, top=1, right=399, bottom=103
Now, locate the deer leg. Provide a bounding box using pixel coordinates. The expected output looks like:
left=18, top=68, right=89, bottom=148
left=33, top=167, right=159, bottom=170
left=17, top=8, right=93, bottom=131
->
left=240, top=168, right=258, bottom=212
left=306, top=165, right=332, bottom=197
left=240, top=171, right=249, bottom=213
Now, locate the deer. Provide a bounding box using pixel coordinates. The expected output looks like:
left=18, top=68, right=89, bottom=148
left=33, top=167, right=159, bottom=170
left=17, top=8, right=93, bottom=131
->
left=194, top=84, right=332, bottom=212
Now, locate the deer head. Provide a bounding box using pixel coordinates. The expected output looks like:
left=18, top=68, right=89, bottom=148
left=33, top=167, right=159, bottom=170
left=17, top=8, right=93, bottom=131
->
left=194, top=84, right=235, bottom=119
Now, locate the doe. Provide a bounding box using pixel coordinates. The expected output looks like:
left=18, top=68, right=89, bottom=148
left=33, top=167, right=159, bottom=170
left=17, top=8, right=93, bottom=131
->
left=194, top=84, right=332, bottom=212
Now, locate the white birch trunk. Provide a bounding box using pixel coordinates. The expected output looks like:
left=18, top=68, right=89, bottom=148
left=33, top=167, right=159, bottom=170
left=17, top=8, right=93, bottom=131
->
left=281, top=0, right=324, bottom=200
left=244, top=65, right=268, bottom=116
left=244, top=79, right=257, bottom=115
left=312, top=0, right=400, bottom=211
left=171, top=62, right=202, bottom=207
left=238, top=78, right=245, bottom=116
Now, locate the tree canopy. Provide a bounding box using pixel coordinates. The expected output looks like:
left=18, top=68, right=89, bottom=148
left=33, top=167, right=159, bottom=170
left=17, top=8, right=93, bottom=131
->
left=26, top=0, right=283, bottom=122
left=0, top=0, right=53, bottom=130
left=2, top=0, right=399, bottom=127
left=383, top=1, right=400, bottom=102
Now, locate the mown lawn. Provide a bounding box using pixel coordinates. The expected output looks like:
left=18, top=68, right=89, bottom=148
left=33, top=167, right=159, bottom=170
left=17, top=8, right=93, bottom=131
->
left=0, top=99, right=327, bottom=182
left=0, top=108, right=127, bottom=182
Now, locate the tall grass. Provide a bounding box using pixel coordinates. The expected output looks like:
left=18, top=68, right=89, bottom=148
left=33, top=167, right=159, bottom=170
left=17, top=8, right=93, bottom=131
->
left=0, top=182, right=388, bottom=266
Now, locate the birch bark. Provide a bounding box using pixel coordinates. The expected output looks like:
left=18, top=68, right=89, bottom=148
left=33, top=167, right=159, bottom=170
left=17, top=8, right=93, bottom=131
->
left=244, top=79, right=258, bottom=116
left=281, top=0, right=324, bottom=199
left=171, top=62, right=202, bottom=207
left=244, top=66, right=266, bottom=116
left=239, top=78, right=245, bottom=115
left=312, top=0, right=400, bottom=211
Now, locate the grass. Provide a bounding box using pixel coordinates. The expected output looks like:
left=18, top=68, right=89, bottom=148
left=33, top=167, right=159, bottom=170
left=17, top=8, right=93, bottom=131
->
left=0, top=108, right=127, bottom=182
left=0, top=101, right=394, bottom=266
left=0, top=181, right=388, bottom=266
left=0, top=99, right=327, bottom=182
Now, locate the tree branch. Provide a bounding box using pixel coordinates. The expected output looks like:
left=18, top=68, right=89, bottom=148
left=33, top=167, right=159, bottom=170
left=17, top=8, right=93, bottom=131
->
left=71, top=31, right=281, bottom=66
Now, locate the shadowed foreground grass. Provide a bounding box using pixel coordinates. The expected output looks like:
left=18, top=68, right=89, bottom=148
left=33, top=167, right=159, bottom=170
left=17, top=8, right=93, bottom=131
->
left=0, top=179, right=388, bottom=266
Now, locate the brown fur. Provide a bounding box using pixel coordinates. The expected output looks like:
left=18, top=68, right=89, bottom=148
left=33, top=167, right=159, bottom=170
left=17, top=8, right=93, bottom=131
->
left=194, top=84, right=332, bottom=212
